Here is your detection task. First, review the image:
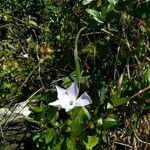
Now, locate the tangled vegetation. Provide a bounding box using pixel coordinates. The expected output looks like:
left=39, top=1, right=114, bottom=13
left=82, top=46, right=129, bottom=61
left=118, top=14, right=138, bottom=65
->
left=0, top=0, right=150, bottom=149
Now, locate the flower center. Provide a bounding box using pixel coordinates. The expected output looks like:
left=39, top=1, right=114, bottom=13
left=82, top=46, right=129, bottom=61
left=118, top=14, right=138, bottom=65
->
left=69, top=100, right=74, bottom=105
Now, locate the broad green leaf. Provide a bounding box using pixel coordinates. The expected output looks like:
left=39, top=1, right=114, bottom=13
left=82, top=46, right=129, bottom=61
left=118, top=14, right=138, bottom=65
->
left=102, top=114, right=119, bottom=129
left=84, top=136, right=99, bottom=149
left=44, top=128, right=55, bottom=144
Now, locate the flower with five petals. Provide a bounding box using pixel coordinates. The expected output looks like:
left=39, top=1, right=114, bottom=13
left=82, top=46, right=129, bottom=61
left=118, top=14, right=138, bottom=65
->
left=48, top=82, right=92, bottom=112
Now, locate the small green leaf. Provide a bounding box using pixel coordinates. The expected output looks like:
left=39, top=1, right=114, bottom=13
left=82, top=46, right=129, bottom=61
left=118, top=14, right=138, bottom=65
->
left=97, top=118, right=103, bottom=126
left=54, top=138, right=64, bottom=150
left=144, top=105, right=150, bottom=110
left=147, top=67, right=150, bottom=83
left=31, top=106, right=44, bottom=112
left=102, top=114, right=119, bottom=129
left=111, top=90, right=130, bottom=107
left=25, top=117, right=39, bottom=125
left=32, top=134, right=40, bottom=141
left=66, top=138, right=76, bottom=150
left=44, top=128, right=55, bottom=144
left=3, top=82, right=12, bottom=89
left=113, top=97, right=130, bottom=107
left=84, top=136, right=99, bottom=149
left=29, top=20, right=37, bottom=26
left=82, top=0, right=93, bottom=5
left=107, top=0, right=119, bottom=5
left=81, top=107, right=91, bottom=120
left=86, top=9, right=104, bottom=23
left=106, top=102, right=114, bottom=109
left=102, top=130, right=108, bottom=143
left=62, top=71, right=90, bottom=87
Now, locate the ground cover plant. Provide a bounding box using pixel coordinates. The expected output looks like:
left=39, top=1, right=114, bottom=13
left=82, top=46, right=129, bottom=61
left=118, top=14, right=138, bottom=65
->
left=0, top=0, right=150, bottom=149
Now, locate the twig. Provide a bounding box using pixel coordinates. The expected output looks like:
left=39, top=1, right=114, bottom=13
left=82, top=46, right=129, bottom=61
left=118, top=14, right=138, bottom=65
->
left=114, top=141, right=133, bottom=149
left=131, top=86, right=150, bottom=99
left=134, top=130, right=150, bottom=145
left=18, top=63, right=40, bottom=91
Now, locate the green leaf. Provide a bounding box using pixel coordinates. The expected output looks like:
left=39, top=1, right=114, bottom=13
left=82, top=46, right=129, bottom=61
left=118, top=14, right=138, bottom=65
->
left=84, top=136, right=99, bottom=149
left=144, top=105, right=150, bottom=110
left=107, top=0, right=119, bottom=5
left=97, top=118, right=103, bottom=126
left=25, top=117, right=39, bottom=125
left=147, top=67, right=150, bottom=83
left=62, top=71, right=90, bottom=87
left=54, top=138, right=64, bottom=150
left=82, top=0, right=93, bottom=5
left=102, top=130, right=108, bottom=143
left=29, top=20, right=37, bottom=26
left=74, top=27, right=86, bottom=84
left=44, top=128, right=55, bottom=144
left=102, top=114, right=119, bottom=129
left=32, top=133, right=40, bottom=141
left=31, top=106, right=44, bottom=112
left=111, top=90, right=130, bottom=107
left=106, top=102, right=114, bottom=109
left=70, top=108, right=87, bottom=136
left=81, top=107, right=91, bottom=120
left=86, top=9, right=104, bottom=23
left=113, top=97, right=130, bottom=107
left=66, top=138, right=76, bottom=150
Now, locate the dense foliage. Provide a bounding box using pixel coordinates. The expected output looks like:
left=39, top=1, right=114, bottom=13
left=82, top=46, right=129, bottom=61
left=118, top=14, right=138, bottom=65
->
left=0, top=0, right=150, bottom=149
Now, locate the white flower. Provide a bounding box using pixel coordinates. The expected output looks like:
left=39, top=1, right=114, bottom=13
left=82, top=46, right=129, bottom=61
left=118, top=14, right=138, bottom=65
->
left=48, top=82, right=92, bottom=112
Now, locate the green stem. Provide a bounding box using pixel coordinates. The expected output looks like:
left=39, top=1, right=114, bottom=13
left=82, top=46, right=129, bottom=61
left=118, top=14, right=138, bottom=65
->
left=74, top=27, right=86, bottom=85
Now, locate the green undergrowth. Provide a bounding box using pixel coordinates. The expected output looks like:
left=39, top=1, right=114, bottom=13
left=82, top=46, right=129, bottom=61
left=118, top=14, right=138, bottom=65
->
left=0, top=0, right=150, bottom=149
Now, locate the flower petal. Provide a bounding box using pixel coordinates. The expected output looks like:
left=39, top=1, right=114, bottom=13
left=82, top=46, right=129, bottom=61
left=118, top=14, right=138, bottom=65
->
left=49, top=99, right=75, bottom=112
left=75, top=92, right=92, bottom=107
left=56, top=85, right=66, bottom=100
left=66, top=82, right=79, bottom=100
left=65, top=108, right=72, bottom=112
left=48, top=100, right=62, bottom=108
